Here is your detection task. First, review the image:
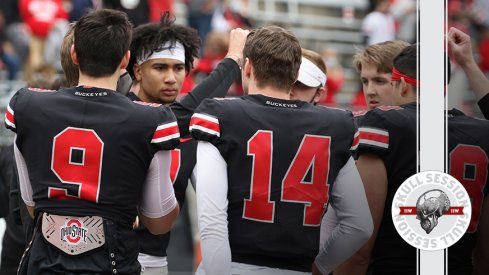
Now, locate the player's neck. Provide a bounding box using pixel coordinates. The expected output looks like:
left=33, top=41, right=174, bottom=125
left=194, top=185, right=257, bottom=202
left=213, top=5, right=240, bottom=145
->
left=77, top=73, right=119, bottom=92
left=400, top=89, right=417, bottom=105
left=248, top=83, right=290, bottom=100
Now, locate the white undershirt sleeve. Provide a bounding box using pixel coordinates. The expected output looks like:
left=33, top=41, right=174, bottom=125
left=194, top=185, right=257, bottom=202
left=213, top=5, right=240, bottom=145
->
left=193, top=141, right=231, bottom=275
left=14, top=138, right=34, bottom=207
left=319, top=204, right=338, bottom=246
left=139, top=150, right=178, bottom=218
left=315, top=157, right=373, bottom=274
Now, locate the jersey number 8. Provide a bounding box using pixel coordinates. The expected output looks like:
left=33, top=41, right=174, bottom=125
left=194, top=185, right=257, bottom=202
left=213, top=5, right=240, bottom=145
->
left=449, top=144, right=488, bottom=233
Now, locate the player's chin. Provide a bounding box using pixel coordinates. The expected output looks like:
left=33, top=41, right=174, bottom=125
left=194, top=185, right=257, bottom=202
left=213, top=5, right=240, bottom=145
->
left=160, top=95, right=177, bottom=105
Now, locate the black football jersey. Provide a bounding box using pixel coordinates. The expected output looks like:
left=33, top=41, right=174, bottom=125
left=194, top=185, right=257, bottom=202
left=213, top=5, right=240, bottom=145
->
left=356, top=102, right=417, bottom=274
left=4, top=86, right=180, bottom=227
left=190, top=94, right=356, bottom=272
left=446, top=109, right=489, bottom=274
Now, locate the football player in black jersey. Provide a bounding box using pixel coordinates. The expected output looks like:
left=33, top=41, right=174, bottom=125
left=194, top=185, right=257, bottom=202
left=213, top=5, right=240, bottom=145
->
left=335, top=44, right=417, bottom=275
left=4, top=9, right=180, bottom=275
left=448, top=27, right=489, bottom=119
left=447, top=27, right=489, bottom=275
left=190, top=25, right=373, bottom=275
left=445, top=109, right=489, bottom=275
left=126, top=13, right=248, bottom=274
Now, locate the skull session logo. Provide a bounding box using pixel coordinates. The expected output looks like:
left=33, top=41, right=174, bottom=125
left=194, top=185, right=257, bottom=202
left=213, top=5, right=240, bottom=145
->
left=416, top=190, right=455, bottom=234
left=391, top=171, right=471, bottom=250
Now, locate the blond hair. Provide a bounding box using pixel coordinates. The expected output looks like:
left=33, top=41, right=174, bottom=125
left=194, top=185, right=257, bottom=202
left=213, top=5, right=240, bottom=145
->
left=353, top=40, right=410, bottom=73
left=60, top=23, right=79, bottom=87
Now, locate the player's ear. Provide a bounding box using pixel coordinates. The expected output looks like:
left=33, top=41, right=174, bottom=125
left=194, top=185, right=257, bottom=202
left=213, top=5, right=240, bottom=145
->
left=120, top=50, right=130, bottom=70
left=70, top=45, right=79, bottom=65
left=133, top=63, right=142, bottom=82
left=243, top=57, right=251, bottom=78
left=314, top=86, right=326, bottom=104
left=400, top=77, right=409, bottom=97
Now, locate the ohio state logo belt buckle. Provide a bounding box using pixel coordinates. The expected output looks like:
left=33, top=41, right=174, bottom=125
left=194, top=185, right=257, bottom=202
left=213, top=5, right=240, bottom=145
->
left=41, top=213, right=105, bottom=255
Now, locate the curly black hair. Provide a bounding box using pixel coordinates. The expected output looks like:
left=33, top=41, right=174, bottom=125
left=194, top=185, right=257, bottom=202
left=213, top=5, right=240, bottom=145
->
left=127, top=12, right=200, bottom=79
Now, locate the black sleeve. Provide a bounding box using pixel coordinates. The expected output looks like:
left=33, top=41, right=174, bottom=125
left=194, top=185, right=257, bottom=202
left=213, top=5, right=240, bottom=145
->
left=478, top=93, right=489, bottom=119
left=172, top=58, right=240, bottom=136
left=149, top=105, right=180, bottom=151
left=190, top=98, right=222, bottom=144
left=4, top=89, right=23, bottom=133
left=356, top=110, right=391, bottom=158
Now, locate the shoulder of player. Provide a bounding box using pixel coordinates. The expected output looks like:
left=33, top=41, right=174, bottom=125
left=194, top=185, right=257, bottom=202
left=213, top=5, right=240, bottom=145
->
left=374, top=105, right=405, bottom=112
left=15, top=87, right=57, bottom=98
left=129, top=100, right=176, bottom=123
left=449, top=112, right=489, bottom=131
left=131, top=100, right=163, bottom=108
left=207, top=97, right=240, bottom=106
left=195, top=97, right=240, bottom=115
left=360, top=107, right=393, bottom=128
left=352, top=110, right=368, bottom=117
left=365, top=105, right=407, bottom=120
left=25, top=87, right=57, bottom=93
left=8, top=87, right=57, bottom=110
left=314, top=105, right=355, bottom=121
left=129, top=100, right=171, bottom=115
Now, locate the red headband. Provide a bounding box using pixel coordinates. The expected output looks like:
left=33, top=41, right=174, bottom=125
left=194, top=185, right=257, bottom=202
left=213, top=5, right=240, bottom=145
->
left=391, top=67, right=419, bottom=87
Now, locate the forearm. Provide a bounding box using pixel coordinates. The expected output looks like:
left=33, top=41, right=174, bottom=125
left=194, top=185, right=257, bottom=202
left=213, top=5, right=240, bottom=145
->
left=315, top=158, right=373, bottom=274
left=321, top=203, right=370, bottom=275
left=26, top=205, right=34, bottom=219
left=461, top=60, right=489, bottom=102
left=179, top=58, right=240, bottom=110
left=333, top=243, right=372, bottom=275
left=333, top=154, right=388, bottom=275
left=139, top=151, right=179, bottom=234
left=199, top=216, right=231, bottom=275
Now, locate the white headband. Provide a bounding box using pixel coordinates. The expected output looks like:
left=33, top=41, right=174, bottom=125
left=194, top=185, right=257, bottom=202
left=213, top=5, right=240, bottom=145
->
left=297, top=57, right=327, bottom=87
left=137, top=41, right=186, bottom=65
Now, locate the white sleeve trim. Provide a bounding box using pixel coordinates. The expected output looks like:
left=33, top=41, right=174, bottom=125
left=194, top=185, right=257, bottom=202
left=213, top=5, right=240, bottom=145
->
left=14, top=138, right=34, bottom=207
left=139, top=150, right=178, bottom=218
left=315, top=157, right=373, bottom=274
left=194, top=141, right=231, bottom=275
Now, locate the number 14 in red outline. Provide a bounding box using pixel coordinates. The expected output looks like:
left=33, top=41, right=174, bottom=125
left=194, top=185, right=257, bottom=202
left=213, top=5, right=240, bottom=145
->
left=243, top=130, right=331, bottom=226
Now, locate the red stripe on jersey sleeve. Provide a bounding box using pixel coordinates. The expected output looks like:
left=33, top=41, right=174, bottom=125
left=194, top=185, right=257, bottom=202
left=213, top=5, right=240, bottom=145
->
left=152, top=122, right=180, bottom=143
left=359, top=129, right=389, bottom=146
left=5, top=105, right=15, bottom=128
left=351, top=131, right=360, bottom=149
left=190, top=114, right=220, bottom=136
